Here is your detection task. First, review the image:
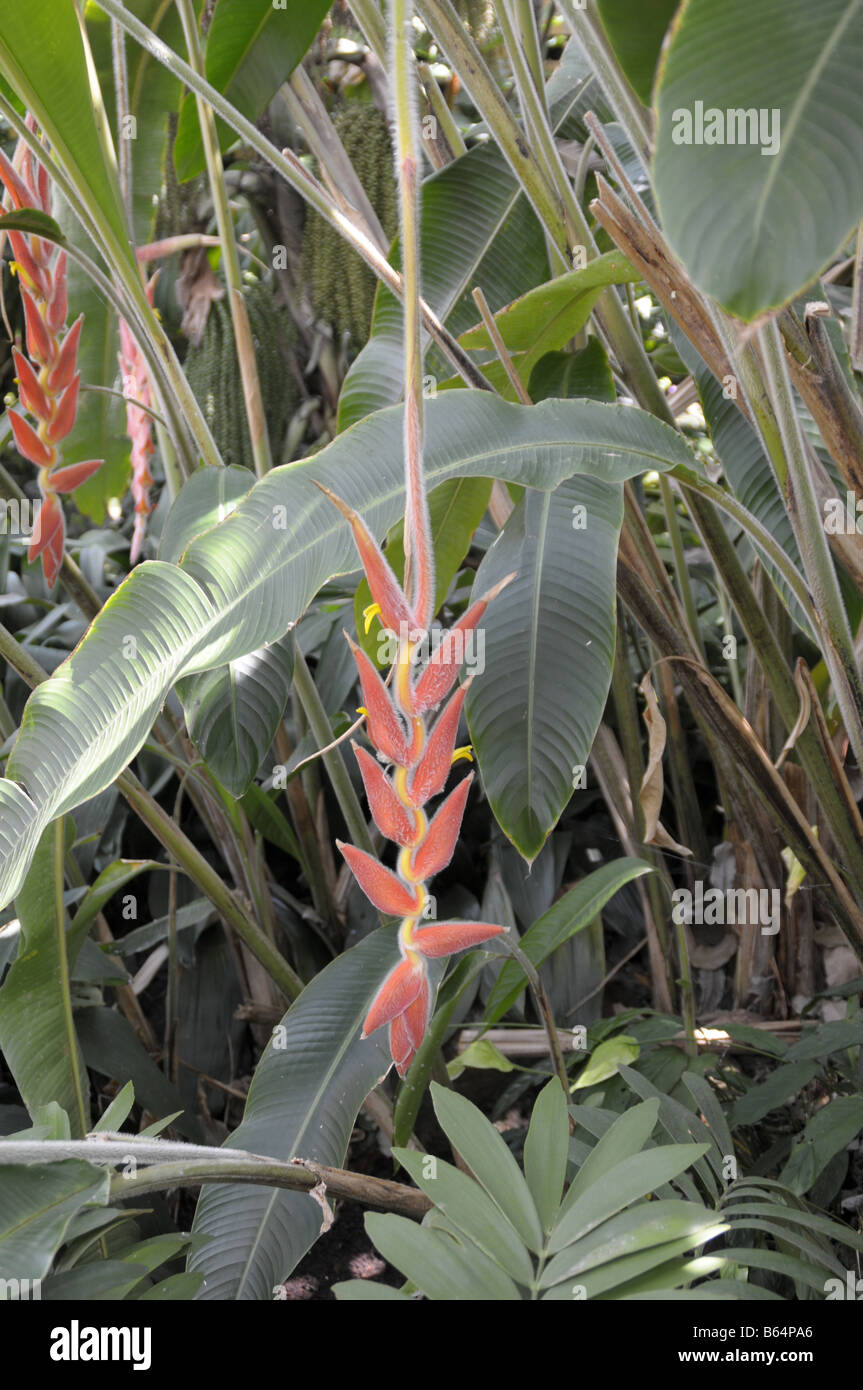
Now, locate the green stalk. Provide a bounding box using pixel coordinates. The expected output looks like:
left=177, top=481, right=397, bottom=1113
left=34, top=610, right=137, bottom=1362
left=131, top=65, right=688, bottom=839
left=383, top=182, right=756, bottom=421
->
left=291, top=648, right=377, bottom=859
left=757, top=320, right=863, bottom=772
left=350, top=0, right=389, bottom=65
left=176, top=0, right=272, bottom=479
left=53, top=817, right=90, bottom=1134
left=556, top=0, right=652, bottom=167
left=392, top=0, right=434, bottom=620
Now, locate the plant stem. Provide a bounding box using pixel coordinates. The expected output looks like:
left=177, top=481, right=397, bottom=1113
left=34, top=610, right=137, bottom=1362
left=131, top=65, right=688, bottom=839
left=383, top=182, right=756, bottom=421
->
left=392, top=0, right=434, bottom=626
left=557, top=0, right=652, bottom=167
left=176, top=0, right=272, bottom=479
left=291, top=648, right=377, bottom=859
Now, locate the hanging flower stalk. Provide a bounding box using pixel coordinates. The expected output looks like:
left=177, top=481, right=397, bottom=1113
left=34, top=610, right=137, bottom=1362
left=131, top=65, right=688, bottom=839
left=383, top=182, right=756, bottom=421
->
left=317, top=0, right=512, bottom=1076
left=0, top=120, right=102, bottom=588
left=118, top=277, right=157, bottom=563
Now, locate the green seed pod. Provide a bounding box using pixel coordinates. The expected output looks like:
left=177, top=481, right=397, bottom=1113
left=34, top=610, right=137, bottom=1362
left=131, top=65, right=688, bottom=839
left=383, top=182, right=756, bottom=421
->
left=302, top=104, right=399, bottom=353
left=185, top=281, right=299, bottom=470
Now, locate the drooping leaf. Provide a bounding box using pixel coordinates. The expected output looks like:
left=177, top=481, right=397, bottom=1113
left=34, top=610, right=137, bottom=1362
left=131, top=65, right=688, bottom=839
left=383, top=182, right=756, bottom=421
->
left=188, top=927, right=396, bottom=1300
left=466, top=478, right=624, bottom=859
left=0, top=822, right=90, bottom=1135
left=653, top=0, right=863, bottom=318
left=484, top=859, right=652, bottom=1023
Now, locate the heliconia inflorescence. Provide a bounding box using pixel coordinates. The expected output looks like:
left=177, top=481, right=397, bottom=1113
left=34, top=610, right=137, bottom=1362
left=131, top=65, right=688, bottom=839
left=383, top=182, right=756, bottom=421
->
left=0, top=118, right=102, bottom=588
left=318, top=483, right=513, bottom=1076
left=118, top=279, right=157, bottom=564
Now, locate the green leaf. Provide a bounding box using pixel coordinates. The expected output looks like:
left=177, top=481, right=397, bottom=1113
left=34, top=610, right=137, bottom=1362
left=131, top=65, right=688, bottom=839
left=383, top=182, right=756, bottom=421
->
left=354, top=476, right=492, bottom=666
left=784, top=1014, right=863, bottom=1061
left=0, top=394, right=694, bottom=910
left=160, top=465, right=253, bottom=565
left=541, top=1204, right=726, bottom=1290
left=174, top=0, right=333, bottom=181
left=528, top=339, right=616, bottom=405
left=466, top=478, right=622, bottom=859
left=653, top=0, right=863, bottom=318
left=76, top=1006, right=199, bottom=1142
left=91, top=1081, right=136, bottom=1135
left=188, top=927, right=398, bottom=1299
left=572, top=1036, right=641, bottom=1092
left=394, top=1148, right=535, bottom=1286
left=523, top=1080, right=569, bottom=1233
left=0, top=208, right=65, bottom=242
left=484, top=859, right=652, bottom=1021
left=430, top=1083, right=544, bottom=1253
left=0, top=1160, right=109, bottom=1280
left=339, top=142, right=547, bottom=430
left=364, top=1212, right=522, bottom=1301
left=548, top=1144, right=711, bottom=1256
left=69, top=859, right=154, bottom=940
left=40, top=1260, right=149, bottom=1301
left=446, top=1038, right=514, bottom=1081
left=565, top=1099, right=660, bottom=1212
left=0, top=823, right=90, bottom=1135
left=779, top=1095, right=863, bottom=1195
left=333, top=1279, right=412, bottom=1301
left=139, top=1272, right=205, bottom=1300
left=177, top=635, right=294, bottom=796
left=728, top=1061, right=819, bottom=1128
left=597, top=0, right=678, bottom=104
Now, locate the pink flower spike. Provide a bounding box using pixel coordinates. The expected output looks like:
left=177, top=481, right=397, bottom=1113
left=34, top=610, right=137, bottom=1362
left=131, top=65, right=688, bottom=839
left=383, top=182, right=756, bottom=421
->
left=353, top=743, right=418, bottom=847
left=409, top=680, right=472, bottom=808
left=13, top=349, right=51, bottom=421
left=7, top=230, right=50, bottom=301
left=412, top=573, right=516, bottom=713
left=389, top=973, right=431, bottom=1075
left=0, top=147, right=33, bottom=209
left=21, top=288, right=51, bottom=363
left=45, top=373, right=80, bottom=444
left=412, top=920, right=506, bottom=958
left=313, top=480, right=414, bottom=633
left=362, top=955, right=426, bottom=1037
left=410, top=773, right=472, bottom=882
left=47, top=459, right=103, bottom=494
left=46, top=251, right=68, bottom=334
left=349, top=637, right=410, bottom=766
left=336, top=840, right=424, bottom=917
left=29, top=490, right=64, bottom=588
left=9, top=410, right=54, bottom=467
left=46, top=316, right=82, bottom=394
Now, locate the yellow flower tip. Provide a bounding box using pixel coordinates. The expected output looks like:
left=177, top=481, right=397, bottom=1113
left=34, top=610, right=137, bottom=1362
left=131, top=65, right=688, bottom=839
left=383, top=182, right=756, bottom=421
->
left=9, top=262, right=18, bottom=278
left=451, top=745, right=474, bottom=766
left=356, top=705, right=370, bottom=718
left=362, top=601, right=382, bottom=635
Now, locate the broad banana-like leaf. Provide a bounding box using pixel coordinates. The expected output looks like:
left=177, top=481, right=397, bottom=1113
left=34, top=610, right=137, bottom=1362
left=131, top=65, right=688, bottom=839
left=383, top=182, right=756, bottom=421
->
left=0, top=1159, right=109, bottom=1280
left=466, top=477, right=622, bottom=859
left=653, top=0, right=863, bottom=319
left=0, top=823, right=90, bottom=1135
left=0, top=394, right=696, bottom=910
left=188, top=926, right=396, bottom=1300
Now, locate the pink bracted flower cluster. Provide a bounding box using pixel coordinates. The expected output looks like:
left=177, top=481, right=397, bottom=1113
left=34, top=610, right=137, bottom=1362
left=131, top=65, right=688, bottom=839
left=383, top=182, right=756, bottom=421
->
left=318, top=481, right=511, bottom=1076
left=0, top=120, right=102, bottom=588
left=118, top=278, right=157, bottom=564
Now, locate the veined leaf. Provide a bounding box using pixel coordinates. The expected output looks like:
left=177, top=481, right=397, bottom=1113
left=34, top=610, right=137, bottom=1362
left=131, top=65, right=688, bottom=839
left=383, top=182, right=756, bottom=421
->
left=653, top=0, right=863, bottom=318
left=484, top=859, right=652, bottom=1023
left=188, top=926, right=396, bottom=1300
left=0, top=394, right=695, bottom=910
left=174, top=0, right=333, bottom=181
left=0, top=823, right=90, bottom=1135
left=0, top=1160, right=109, bottom=1280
